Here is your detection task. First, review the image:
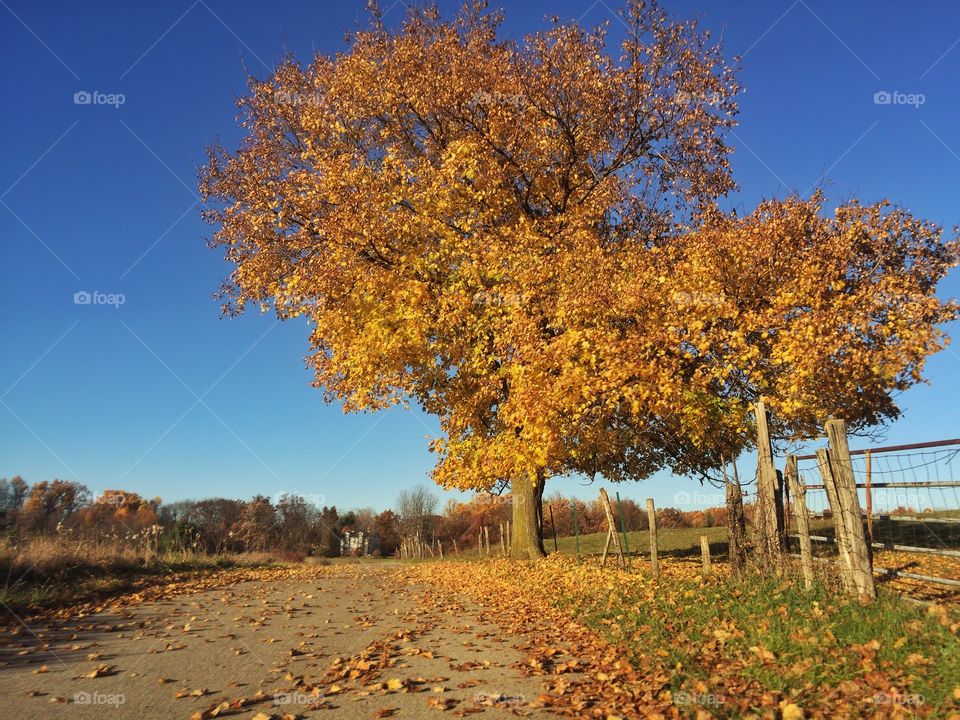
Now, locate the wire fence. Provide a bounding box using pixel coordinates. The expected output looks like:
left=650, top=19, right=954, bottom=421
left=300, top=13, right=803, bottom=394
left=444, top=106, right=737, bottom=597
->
left=789, top=438, right=960, bottom=594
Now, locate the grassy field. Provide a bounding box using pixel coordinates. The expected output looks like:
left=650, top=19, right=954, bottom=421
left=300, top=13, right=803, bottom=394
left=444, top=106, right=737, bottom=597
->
left=552, top=509, right=960, bottom=560
left=553, top=524, right=729, bottom=557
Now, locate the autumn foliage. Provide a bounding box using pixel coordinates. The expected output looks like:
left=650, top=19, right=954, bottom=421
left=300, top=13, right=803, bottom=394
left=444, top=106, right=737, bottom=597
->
left=200, top=0, right=958, bottom=557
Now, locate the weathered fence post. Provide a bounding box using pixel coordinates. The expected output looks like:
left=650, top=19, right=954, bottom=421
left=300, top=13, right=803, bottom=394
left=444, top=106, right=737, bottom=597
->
left=825, top=419, right=876, bottom=600
left=478, top=530, right=483, bottom=559
left=700, top=535, right=712, bottom=576
left=785, top=455, right=814, bottom=589
left=725, top=460, right=747, bottom=574
left=484, top=526, right=490, bottom=557
left=755, top=399, right=785, bottom=570
left=615, top=491, right=633, bottom=569
left=646, top=498, right=659, bottom=579
left=599, top=488, right=626, bottom=568
left=452, top=538, right=458, bottom=556
left=499, top=523, right=506, bottom=557
left=818, top=449, right=854, bottom=594
left=438, top=539, right=444, bottom=560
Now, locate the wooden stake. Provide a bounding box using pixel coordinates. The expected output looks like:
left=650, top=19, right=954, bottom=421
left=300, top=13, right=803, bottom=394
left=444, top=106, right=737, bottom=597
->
left=483, top=526, right=490, bottom=557
left=600, top=528, right=614, bottom=568
left=599, top=488, right=625, bottom=567
left=646, top=498, right=659, bottom=579
left=499, top=523, right=506, bottom=557
left=825, top=419, right=875, bottom=600
left=700, top=535, right=712, bottom=575
left=453, top=538, right=458, bottom=556
left=819, top=448, right=854, bottom=594
left=755, top=399, right=785, bottom=569
left=785, top=454, right=814, bottom=590
left=615, top=491, right=632, bottom=569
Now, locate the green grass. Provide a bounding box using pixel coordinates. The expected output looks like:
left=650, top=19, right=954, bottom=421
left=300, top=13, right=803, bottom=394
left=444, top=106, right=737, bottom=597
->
left=554, top=525, right=729, bottom=557
left=554, top=568, right=960, bottom=716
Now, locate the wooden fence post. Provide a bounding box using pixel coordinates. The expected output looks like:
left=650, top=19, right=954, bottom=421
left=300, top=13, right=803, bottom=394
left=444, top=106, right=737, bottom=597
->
left=478, top=530, right=483, bottom=559
left=499, top=523, right=506, bottom=557
left=484, top=526, right=490, bottom=557
left=453, top=538, right=458, bottom=556
left=725, top=460, right=747, bottom=573
left=785, top=455, right=814, bottom=589
left=700, top=535, right=712, bottom=576
left=599, top=488, right=626, bottom=568
left=646, top=498, right=659, bottom=579
left=755, top=399, right=785, bottom=570
left=615, top=492, right=633, bottom=569
left=825, top=419, right=876, bottom=600
left=818, top=449, right=854, bottom=594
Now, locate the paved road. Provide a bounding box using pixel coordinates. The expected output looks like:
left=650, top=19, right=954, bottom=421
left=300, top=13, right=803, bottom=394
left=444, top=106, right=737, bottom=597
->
left=1, top=566, right=554, bottom=719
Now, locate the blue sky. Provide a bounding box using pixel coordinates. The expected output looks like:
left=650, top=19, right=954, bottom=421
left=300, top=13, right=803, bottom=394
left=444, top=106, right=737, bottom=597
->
left=1, top=0, right=958, bottom=514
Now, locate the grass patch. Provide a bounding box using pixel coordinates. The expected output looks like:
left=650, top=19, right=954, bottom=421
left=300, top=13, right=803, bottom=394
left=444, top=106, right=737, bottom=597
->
left=0, top=537, right=279, bottom=614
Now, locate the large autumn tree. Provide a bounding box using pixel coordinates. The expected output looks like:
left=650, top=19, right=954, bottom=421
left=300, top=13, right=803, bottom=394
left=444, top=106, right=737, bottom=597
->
left=200, top=0, right=739, bottom=557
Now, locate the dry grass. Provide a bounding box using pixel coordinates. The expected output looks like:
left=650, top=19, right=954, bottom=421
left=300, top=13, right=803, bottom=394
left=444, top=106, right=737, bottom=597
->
left=0, top=536, right=279, bottom=613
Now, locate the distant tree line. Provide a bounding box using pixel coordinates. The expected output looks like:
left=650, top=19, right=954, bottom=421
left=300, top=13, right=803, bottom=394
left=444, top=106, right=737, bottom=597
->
left=4, top=476, right=833, bottom=557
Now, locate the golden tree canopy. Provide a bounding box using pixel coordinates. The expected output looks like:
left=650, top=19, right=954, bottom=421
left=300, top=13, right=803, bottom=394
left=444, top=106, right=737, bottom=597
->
left=201, top=0, right=739, bottom=490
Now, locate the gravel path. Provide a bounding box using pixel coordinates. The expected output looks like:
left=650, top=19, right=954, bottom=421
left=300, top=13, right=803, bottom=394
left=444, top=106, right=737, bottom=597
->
left=1, top=565, right=555, bottom=719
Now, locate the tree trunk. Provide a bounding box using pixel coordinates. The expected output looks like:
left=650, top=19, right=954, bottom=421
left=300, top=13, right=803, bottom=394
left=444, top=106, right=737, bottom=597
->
left=511, top=474, right=546, bottom=559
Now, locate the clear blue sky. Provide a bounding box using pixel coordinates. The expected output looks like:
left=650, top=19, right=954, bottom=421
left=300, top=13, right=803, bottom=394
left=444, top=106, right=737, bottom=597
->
left=2, top=0, right=958, bottom=513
